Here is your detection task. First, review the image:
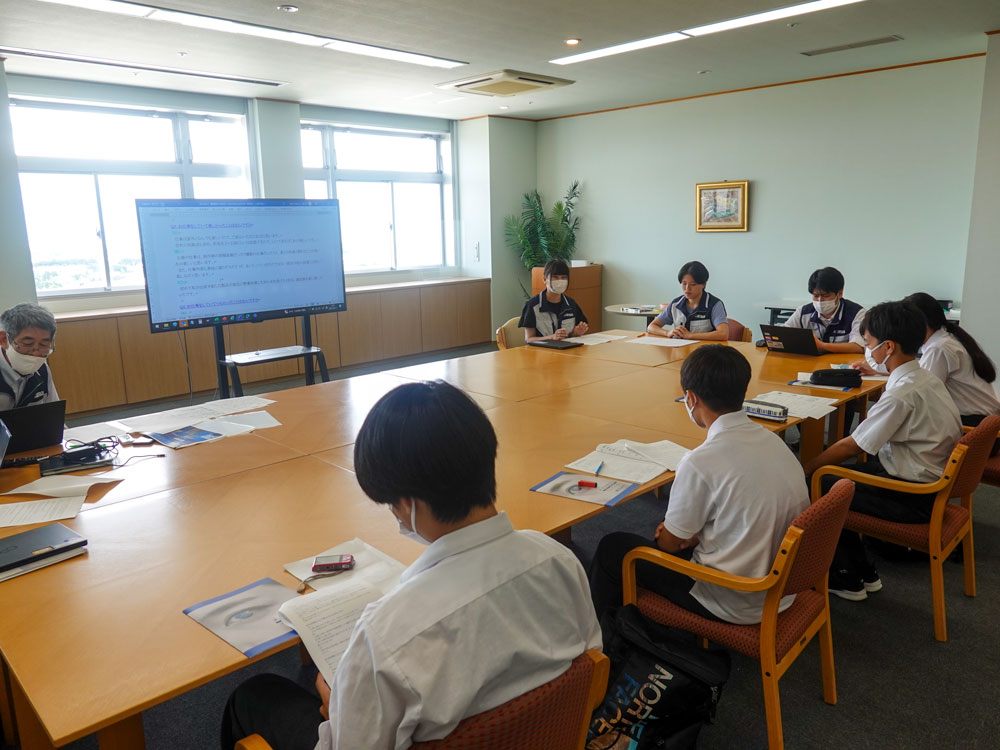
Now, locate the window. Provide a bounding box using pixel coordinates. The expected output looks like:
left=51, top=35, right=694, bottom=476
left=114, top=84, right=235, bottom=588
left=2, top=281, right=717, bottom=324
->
left=301, top=125, right=454, bottom=273
left=11, top=100, right=252, bottom=295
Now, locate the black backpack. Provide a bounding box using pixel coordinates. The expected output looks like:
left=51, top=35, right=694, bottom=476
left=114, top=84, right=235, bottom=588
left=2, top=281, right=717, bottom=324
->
left=587, top=605, right=731, bottom=750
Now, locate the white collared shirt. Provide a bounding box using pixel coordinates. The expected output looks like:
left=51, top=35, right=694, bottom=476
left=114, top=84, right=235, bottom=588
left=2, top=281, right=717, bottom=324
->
left=919, top=329, right=1000, bottom=417
left=852, top=359, right=962, bottom=483
left=317, top=511, right=602, bottom=750
left=0, top=356, right=59, bottom=411
left=663, top=411, right=809, bottom=625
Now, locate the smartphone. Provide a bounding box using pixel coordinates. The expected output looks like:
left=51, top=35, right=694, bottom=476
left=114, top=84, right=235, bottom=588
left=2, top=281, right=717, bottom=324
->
left=312, top=554, right=355, bottom=573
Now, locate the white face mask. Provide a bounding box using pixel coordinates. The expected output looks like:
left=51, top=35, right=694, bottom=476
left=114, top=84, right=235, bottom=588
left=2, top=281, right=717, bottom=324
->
left=815, top=298, right=839, bottom=317
left=864, top=341, right=890, bottom=375
left=395, top=500, right=431, bottom=546
left=547, top=279, right=569, bottom=295
left=684, top=392, right=700, bottom=426
left=4, top=346, right=47, bottom=376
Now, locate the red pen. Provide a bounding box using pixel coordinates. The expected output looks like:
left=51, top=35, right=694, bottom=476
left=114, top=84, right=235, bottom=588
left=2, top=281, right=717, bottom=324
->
left=578, top=480, right=598, bottom=488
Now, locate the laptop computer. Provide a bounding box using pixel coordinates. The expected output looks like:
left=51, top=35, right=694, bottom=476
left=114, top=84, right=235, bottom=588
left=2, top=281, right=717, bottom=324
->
left=0, top=419, right=10, bottom=464
left=759, top=325, right=821, bottom=356
left=0, top=400, right=67, bottom=453
left=527, top=339, right=583, bottom=350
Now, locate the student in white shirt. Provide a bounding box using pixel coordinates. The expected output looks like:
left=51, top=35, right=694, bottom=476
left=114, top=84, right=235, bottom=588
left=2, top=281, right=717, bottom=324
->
left=589, top=345, right=809, bottom=625
left=803, top=301, right=963, bottom=601
left=0, top=303, right=59, bottom=411
left=902, top=292, right=999, bottom=455
left=646, top=261, right=729, bottom=341
left=221, top=380, right=601, bottom=750
left=782, top=266, right=866, bottom=353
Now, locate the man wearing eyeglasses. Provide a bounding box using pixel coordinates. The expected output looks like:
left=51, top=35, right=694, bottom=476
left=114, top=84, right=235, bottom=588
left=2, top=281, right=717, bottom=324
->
left=0, top=303, right=59, bottom=411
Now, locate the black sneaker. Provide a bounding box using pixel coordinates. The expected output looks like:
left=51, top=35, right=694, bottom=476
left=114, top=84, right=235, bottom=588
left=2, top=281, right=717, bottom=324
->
left=828, top=569, right=867, bottom=601
left=860, top=565, right=882, bottom=593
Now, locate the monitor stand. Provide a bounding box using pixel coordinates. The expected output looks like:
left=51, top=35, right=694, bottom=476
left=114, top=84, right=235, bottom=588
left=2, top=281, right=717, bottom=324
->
left=214, top=316, right=329, bottom=398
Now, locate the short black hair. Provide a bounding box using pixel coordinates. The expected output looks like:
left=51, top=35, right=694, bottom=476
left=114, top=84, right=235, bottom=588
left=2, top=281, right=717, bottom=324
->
left=353, top=380, right=497, bottom=523
left=860, top=301, right=926, bottom=356
left=677, top=260, right=709, bottom=285
left=807, top=267, right=845, bottom=295
left=543, top=258, right=570, bottom=279
left=680, top=345, right=750, bottom=413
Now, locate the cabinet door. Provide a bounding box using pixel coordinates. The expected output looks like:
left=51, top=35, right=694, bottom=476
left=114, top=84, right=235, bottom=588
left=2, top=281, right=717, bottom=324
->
left=47, top=318, right=127, bottom=414
left=380, top=288, right=422, bottom=359
left=338, top=293, right=383, bottom=366
left=184, top=326, right=219, bottom=393
left=420, top=286, right=459, bottom=352
left=454, top=281, right=491, bottom=346
left=226, top=318, right=299, bottom=383
left=118, top=315, right=191, bottom=403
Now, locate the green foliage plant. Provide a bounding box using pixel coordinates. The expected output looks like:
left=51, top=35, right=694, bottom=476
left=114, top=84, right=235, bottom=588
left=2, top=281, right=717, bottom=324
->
left=504, top=181, right=581, bottom=271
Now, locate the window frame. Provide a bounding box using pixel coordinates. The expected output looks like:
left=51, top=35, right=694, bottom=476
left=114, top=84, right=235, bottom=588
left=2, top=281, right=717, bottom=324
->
left=300, top=123, right=452, bottom=274
left=11, top=97, right=254, bottom=297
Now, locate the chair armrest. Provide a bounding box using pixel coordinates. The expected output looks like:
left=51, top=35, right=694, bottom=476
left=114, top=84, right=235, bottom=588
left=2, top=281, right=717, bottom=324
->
left=963, top=425, right=973, bottom=434
left=810, top=464, right=948, bottom=500
left=235, top=735, right=274, bottom=750
left=623, top=546, right=776, bottom=593
left=586, top=650, right=611, bottom=712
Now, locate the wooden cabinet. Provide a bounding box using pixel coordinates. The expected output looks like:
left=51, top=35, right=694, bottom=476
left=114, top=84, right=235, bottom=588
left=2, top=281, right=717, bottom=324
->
left=117, top=314, right=192, bottom=404
left=531, top=264, right=603, bottom=333
left=380, top=288, right=422, bottom=359
left=47, top=318, right=127, bottom=414
left=420, top=279, right=491, bottom=351
left=338, top=292, right=383, bottom=366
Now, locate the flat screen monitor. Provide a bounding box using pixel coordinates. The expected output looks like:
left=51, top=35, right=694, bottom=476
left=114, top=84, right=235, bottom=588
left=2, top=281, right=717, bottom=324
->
left=136, top=199, right=346, bottom=333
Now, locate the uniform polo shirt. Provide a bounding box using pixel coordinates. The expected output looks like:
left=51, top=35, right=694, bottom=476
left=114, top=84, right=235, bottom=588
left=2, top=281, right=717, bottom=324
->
left=0, top=356, right=59, bottom=411
left=852, top=359, right=962, bottom=483
left=518, top=292, right=587, bottom=337
left=919, top=329, right=1000, bottom=418
left=318, top=511, right=602, bottom=750
left=663, top=411, right=809, bottom=625
left=783, top=298, right=866, bottom=346
left=654, top=292, right=727, bottom=334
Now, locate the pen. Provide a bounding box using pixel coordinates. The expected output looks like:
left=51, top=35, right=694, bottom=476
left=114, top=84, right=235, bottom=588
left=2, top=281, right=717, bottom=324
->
left=594, top=461, right=603, bottom=477
left=637, top=333, right=645, bottom=338
left=577, top=480, right=598, bottom=488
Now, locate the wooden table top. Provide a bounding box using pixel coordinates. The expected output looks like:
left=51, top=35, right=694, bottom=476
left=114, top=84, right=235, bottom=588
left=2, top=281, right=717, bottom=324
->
left=545, top=330, right=750, bottom=367
left=387, top=346, right=641, bottom=402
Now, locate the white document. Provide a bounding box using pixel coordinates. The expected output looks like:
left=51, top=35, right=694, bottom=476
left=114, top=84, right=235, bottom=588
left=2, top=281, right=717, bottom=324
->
left=573, top=333, right=628, bottom=346
left=566, top=439, right=690, bottom=484
left=531, top=472, right=637, bottom=506
left=754, top=391, right=839, bottom=419
left=0, top=496, right=87, bottom=527
left=118, top=398, right=278, bottom=434
left=624, top=336, right=698, bottom=348
left=284, top=538, right=405, bottom=596
left=201, top=396, right=276, bottom=416
left=63, top=421, right=130, bottom=443
left=191, top=419, right=255, bottom=438
left=278, top=580, right=385, bottom=686
left=598, top=439, right=691, bottom=469
left=222, top=411, right=282, bottom=429
left=3, top=473, right=123, bottom=498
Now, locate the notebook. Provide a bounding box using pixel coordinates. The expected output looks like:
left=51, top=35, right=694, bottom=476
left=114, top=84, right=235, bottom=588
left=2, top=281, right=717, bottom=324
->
left=0, top=522, right=88, bottom=582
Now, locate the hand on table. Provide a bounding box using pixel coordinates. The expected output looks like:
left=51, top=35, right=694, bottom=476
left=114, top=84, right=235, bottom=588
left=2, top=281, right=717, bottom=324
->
left=573, top=322, right=589, bottom=337
left=668, top=325, right=690, bottom=339
left=850, top=360, right=876, bottom=376
left=553, top=328, right=569, bottom=340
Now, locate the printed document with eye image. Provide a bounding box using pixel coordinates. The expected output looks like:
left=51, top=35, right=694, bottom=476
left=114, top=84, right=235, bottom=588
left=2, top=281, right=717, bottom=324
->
left=184, top=578, right=298, bottom=657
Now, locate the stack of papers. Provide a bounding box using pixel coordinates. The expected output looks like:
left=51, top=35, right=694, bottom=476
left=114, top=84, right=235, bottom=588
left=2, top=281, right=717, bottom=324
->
left=624, top=337, right=698, bottom=348
left=118, top=396, right=276, bottom=434
left=754, top=391, right=839, bottom=419
left=573, top=333, right=629, bottom=346
left=0, top=471, right=127, bottom=528
left=566, top=439, right=690, bottom=483
left=63, top=421, right=131, bottom=443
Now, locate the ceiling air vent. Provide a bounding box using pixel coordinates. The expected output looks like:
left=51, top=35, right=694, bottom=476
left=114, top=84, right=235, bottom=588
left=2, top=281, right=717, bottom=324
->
left=801, top=35, right=904, bottom=56
left=436, top=69, right=573, bottom=97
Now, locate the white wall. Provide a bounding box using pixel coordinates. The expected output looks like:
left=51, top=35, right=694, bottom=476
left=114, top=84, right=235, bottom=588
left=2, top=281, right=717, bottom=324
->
left=536, top=57, right=986, bottom=333
left=0, top=60, right=37, bottom=307
left=249, top=99, right=304, bottom=199
left=961, top=35, right=1000, bottom=366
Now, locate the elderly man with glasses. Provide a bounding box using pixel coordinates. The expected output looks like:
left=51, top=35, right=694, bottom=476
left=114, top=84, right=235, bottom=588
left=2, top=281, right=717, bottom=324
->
left=0, top=303, right=59, bottom=411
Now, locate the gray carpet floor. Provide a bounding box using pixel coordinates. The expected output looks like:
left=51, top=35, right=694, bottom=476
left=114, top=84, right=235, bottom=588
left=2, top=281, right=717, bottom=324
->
left=8, top=346, right=999, bottom=749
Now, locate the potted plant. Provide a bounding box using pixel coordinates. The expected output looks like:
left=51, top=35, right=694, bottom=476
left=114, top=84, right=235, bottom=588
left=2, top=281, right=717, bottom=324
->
left=504, top=181, right=581, bottom=279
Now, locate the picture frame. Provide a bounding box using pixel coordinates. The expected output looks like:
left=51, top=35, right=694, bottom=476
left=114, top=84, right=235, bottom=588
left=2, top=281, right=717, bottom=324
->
left=695, top=180, right=748, bottom=232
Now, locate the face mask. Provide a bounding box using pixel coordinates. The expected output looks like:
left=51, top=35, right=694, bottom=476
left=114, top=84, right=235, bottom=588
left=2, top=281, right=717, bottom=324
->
left=395, top=500, right=431, bottom=546
left=4, top=346, right=47, bottom=376
left=547, top=279, right=568, bottom=295
left=864, top=341, right=890, bottom=375
left=684, top=392, right=700, bottom=426
left=815, top=298, right=839, bottom=317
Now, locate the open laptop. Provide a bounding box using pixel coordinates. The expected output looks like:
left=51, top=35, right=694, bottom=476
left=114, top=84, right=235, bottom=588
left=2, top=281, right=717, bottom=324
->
left=759, top=324, right=821, bottom=356
left=0, top=419, right=10, bottom=464
left=527, top=339, right=583, bottom=350
left=0, top=400, right=67, bottom=453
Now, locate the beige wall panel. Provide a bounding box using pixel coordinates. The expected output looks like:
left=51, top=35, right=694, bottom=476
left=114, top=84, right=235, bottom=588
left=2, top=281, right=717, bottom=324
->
left=184, top=327, right=218, bottom=393
left=380, top=289, right=422, bottom=359
left=420, top=286, right=458, bottom=352
left=48, top=318, right=126, bottom=414
left=118, top=315, right=191, bottom=403
left=339, top=293, right=383, bottom=366
left=226, top=318, right=299, bottom=383
left=454, top=280, right=492, bottom=346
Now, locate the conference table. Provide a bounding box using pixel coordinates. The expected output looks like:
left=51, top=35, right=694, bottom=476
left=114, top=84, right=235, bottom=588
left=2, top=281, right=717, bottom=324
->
left=0, top=333, right=884, bottom=750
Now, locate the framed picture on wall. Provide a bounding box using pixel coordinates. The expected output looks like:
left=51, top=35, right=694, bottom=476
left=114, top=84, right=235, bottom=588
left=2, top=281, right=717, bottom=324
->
left=695, top=180, right=748, bottom=232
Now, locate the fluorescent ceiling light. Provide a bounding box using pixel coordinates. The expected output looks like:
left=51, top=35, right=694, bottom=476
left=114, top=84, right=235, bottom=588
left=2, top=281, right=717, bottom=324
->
left=33, top=0, right=468, bottom=68
left=550, top=32, right=689, bottom=65
left=0, top=45, right=286, bottom=85
left=36, top=0, right=153, bottom=15
left=683, top=0, right=866, bottom=37
left=323, top=40, right=465, bottom=68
